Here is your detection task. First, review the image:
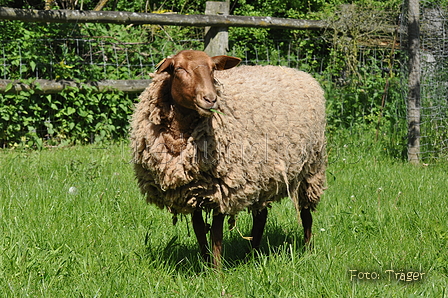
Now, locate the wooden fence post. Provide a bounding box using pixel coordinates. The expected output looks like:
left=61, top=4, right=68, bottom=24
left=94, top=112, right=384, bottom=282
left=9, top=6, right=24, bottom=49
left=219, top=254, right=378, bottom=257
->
left=407, top=0, right=420, bottom=164
left=204, top=1, right=229, bottom=56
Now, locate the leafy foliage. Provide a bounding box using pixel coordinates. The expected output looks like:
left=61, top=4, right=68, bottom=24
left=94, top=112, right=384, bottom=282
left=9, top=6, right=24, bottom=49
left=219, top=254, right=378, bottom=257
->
left=0, top=83, right=133, bottom=148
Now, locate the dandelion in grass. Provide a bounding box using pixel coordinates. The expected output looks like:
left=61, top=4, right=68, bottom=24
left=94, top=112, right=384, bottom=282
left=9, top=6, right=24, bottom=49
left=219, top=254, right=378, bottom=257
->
left=68, top=186, right=78, bottom=195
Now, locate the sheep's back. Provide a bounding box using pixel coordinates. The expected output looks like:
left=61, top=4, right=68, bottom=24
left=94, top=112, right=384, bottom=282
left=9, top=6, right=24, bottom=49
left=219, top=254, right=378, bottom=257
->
left=216, top=65, right=325, bottom=138
left=210, top=65, right=326, bottom=213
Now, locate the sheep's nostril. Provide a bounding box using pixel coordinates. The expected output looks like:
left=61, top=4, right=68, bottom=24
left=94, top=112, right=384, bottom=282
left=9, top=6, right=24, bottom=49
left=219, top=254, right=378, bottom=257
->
left=203, top=96, right=217, bottom=104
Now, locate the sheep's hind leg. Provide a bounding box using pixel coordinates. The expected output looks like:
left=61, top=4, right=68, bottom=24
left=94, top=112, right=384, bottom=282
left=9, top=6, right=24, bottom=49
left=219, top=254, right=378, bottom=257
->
left=250, top=208, right=268, bottom=250
left=300, top=207, right=312, bottom=244
left=210, top=213, right=225, bottom=268
left=192, top=210, right=209, bottom=263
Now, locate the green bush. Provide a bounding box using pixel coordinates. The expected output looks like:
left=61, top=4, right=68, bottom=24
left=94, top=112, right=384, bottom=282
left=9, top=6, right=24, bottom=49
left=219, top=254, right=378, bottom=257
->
left=0, top=83, right=134, bottom=148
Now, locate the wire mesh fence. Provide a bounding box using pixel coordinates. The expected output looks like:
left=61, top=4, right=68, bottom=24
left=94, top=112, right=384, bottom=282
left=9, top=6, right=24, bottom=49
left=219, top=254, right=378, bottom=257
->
left=1, top=36, right=399, bottom=79
left=420, top=4, right=448, bottom=161
left=1, top=38, right=325, bottom=80
left=0, top=38, right=204, bottom=80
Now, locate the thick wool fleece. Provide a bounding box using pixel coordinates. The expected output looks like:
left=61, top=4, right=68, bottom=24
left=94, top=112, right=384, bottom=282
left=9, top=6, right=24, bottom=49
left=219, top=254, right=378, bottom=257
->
left=131, top=65, right=326, bottom=216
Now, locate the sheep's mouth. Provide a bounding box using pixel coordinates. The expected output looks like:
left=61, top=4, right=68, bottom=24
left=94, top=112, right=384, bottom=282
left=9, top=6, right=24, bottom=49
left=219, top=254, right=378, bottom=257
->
left=196, top=101, right=218, bottom=116
left=196, top=105, right=215, bottom=116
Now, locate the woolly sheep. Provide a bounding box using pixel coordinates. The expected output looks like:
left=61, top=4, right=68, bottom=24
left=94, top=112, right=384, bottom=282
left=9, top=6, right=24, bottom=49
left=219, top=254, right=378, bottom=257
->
left=130, top=50, right=326, bottom=267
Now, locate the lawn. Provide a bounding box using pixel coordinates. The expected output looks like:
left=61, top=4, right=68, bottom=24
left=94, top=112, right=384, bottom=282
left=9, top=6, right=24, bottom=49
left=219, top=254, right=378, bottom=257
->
left=0, top=134, right=447, bottom=297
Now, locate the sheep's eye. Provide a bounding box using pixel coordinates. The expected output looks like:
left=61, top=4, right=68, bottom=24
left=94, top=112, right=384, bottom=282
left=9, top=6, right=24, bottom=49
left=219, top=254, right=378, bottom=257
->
left=175, top=67, right=186, bottom=73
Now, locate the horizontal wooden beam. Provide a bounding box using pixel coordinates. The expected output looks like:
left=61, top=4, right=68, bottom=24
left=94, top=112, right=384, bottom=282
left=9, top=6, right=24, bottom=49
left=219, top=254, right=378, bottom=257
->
left=0, top=79, right=151, bottom=94
left=0, top=7, right=327, bottom=30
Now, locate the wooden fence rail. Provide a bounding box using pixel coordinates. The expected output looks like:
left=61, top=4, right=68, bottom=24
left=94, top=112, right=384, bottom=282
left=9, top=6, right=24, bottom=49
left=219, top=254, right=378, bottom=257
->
left=0, top=79, right=151, bottom=94
left=0, top=7, right=327, bottom=30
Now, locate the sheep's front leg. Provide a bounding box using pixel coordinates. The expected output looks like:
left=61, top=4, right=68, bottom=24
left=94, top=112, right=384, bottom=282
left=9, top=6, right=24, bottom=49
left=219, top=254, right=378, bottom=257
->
left=300, top=207, right=312, bottom=244
left=210, top=213, right=225, bottom=268
left=192, top=210, right=209, bottom=262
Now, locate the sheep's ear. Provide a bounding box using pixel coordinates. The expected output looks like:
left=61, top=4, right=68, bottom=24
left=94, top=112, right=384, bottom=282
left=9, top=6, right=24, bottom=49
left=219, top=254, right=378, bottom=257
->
left=212, top=55, right=241, bottom=70
left=155, top=58, right=173, bottom=74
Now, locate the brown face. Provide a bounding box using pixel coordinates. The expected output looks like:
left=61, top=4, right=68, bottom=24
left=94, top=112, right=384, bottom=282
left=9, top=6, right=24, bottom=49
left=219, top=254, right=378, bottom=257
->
left=156, top=50, right=241, bottom=117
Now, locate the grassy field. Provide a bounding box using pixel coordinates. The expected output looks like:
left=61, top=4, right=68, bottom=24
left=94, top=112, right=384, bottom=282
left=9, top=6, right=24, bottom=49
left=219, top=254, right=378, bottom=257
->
left=1, top=133, right=447, bottom=297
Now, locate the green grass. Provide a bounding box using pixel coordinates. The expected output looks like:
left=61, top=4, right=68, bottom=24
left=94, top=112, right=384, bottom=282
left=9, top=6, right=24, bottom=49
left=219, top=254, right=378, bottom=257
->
left=1, top=134, right=447, bottom=297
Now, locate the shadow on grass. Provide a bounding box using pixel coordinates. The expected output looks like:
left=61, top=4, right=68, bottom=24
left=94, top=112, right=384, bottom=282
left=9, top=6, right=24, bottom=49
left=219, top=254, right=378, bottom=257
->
left=141, top=223, right=307, bottom=274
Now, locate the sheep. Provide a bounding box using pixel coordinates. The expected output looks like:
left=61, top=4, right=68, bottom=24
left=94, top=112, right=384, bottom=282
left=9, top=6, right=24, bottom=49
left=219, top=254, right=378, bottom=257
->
left=130, top=50, right=326, bottom=267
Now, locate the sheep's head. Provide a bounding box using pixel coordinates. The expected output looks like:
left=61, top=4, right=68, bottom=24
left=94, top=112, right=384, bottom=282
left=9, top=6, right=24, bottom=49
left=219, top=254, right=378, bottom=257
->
left=156, top=50, right=241, bottom=117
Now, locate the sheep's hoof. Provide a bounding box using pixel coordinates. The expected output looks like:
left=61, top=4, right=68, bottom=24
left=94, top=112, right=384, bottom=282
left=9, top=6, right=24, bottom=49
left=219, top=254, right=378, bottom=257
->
left=303, top=238, right=314, bottom=252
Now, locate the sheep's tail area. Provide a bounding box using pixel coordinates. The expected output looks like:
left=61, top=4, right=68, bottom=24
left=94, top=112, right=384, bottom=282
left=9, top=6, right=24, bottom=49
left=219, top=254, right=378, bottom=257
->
left=281, top=171, right=303, bottom=225
left=282, top=158, right=327, bottom=226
